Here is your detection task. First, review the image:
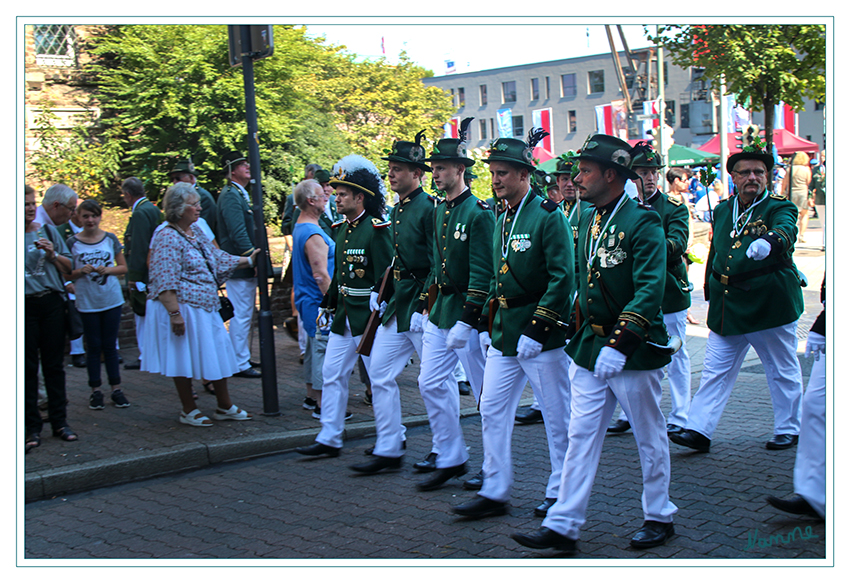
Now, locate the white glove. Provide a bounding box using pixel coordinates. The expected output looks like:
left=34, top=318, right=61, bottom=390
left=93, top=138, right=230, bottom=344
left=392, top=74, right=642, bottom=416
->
left=516, top=334, right=543, bottom=360
left=369, top=291, right=386, bottom=317
left=594, top=346, right=627, bottom=381
left=409, top=311, right=426, bottom=333
left=746, top=238, right=771, bottom=261
left=805, top=331, right=825, bottom=361
left=479, top=330, right=492, bottom=357
left=446, top=321, right=472, bottom=350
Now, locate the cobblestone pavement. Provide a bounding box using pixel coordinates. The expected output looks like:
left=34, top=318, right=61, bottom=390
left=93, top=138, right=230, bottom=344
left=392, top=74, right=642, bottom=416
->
left=22, top=230, right=829, bottom=563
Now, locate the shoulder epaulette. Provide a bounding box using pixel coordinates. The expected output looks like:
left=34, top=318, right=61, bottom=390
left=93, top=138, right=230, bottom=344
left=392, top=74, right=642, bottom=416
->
left=769, top=192, right=787, bottom=200
left=666, top=195, right=683, bottom=206
left=540, top=198, right=560, bottom=212
left=477, top=199, right=491, bottom=210
left=331, top=218, right=346, bottom=228
left=372, top=217, right=391, bottom=228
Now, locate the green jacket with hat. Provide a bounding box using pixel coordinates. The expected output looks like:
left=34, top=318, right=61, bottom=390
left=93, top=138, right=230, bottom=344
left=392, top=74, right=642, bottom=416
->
left=489, top=189, right=574, bottom=356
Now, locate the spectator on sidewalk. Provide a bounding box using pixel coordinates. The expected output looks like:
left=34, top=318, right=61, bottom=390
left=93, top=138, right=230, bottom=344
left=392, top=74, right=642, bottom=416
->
left=144, top=182, right=258, bottom=427
left=25, top=185, right=77, bottom=452
left=65, top=199, right=131, bottom=410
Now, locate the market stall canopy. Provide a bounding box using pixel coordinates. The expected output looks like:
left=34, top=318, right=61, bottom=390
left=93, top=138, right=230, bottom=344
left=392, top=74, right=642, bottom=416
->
left=697, top=129, right=819, bottom=157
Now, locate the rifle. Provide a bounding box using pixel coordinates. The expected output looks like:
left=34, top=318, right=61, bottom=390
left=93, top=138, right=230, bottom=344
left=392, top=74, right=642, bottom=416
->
left=356, top=262, right=394, bottom=356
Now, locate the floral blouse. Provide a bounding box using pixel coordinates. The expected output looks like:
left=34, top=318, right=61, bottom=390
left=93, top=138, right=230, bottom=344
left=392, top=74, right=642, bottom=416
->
left=148, top=224, right=241, bottom=311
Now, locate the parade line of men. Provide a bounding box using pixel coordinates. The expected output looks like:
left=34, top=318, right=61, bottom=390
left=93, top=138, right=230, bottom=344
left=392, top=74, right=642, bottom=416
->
left=281, top=121, right=819, bottom=555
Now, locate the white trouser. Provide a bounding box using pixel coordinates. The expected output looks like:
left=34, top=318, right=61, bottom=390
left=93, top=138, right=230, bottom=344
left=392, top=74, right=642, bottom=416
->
left=134, top=314, right=145, bottom=362
left=543, top=363, right=677, bottom=540
left=316, top=320, right=369, bottom=449
left=366, top=316, right=445, bottom=458
left=226, top=277, right=257, bottom=371
left=664, top=309, right=691, bottom=426
left=794, top=354, right=825, bottom=517
left=687, top=322, right=803, bottom=438
left=417, top=320, right=485, bottom=468
left=479, top=347, right=571, bottom=503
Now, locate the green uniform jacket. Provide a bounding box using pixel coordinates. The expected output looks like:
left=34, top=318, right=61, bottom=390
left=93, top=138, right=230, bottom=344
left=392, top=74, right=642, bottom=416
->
left=427, top=189, right=496, bottom=329
left=490, top=191, right=574, bottom=356
left=705, top=192, right=803, bottom=336
left=216, top=183, right=260, bottom=279
left=382, top=187, right=438, bottom=332
left=645, top=190, right=691, bottom=314
left=123, top=198, right=163, bottom=283
left=327, top=213, right=393, bottom=337
left=567, top=194, right=671, bottom=371
left=196, top=185, right=217, bottom=237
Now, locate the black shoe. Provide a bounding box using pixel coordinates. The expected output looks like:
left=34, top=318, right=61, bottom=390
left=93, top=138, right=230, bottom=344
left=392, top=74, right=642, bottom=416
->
left=452, top=496, right=509, bottom=519
left=364, top=441, right=405, bottom=456
left=413, top=452, right=438, bottom=472
left=463, top=470, right=484, bottom=491
left=72, top=354, right=87, bottom=368
left=766, top=434, right=799, bottom=450
left=350, top=455, right=402, bottom=474
left=233, top=368, right=262, bottom=379
left=607, top=419, right=631, bottom=433
left=666, top=423, right=684, bottom=435
left=89, top=390, right=105, bottom=410
left=511, top=527, right=578, bottom=553
left=515, top=408, right=544, bottom=425
left=534, top=497, right=557, bottom=517
left=669, top=429, right=711, bottom=453
left=249, top=360, right=262, bottom=369
left=630, top=520, right=675, bottom=549
left=766, top=494, right=820, bottom=518
left=416, top=463, right=467, bottom=491
left=458, top=381, right=471, bottom=396
left=110, top=389, right=130, bottom=408
left=295, top=442, right=340, bottom=457
left=124, top=361, right=141, bottom=370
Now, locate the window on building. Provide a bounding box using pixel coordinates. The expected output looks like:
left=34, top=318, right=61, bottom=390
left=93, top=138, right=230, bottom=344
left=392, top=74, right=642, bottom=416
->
left=530, top=78, right=539, bottom=100
left=665, top=100, right=676, bottom=127
left=512, top=115, right=524, bottom=138
left=458, top=87, right=465, bottom=107
left=502, top=81, right=517, bottom=103
left=479, top=119, right=487, bottom=140
left=680, top=103, right=690, bottom=129
left=588, top=70, right=605, bottom=94
left=34, top=25, right=77, bottom=67
left=568, top=110, right=577, bottom=133
left=561, top=73, right=576, bottom=97
left=480, top=84, right=488, bottom=106
left=545, top=77, right=550, bottom=100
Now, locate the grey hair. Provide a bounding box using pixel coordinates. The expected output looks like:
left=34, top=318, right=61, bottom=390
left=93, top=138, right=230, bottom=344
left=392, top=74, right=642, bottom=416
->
left=294, top=179, right=323, bottom=210
left=162, top=182, right=199, bottom=223
left=43, top=184, right=78, bottom=206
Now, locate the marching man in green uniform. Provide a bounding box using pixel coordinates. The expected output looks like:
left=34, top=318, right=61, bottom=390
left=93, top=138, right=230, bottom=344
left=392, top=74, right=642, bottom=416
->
left=670, top=142, right=804, bottom=453
left=512, top=134, right=677, bottom=554
left=609, top=142, right=693, bottom=435
left=168, top=158, right=217, bottom=238
left=347, top=131, right=451, bottom=474
left=414, top=118, right=496, bottom=491
left=216, top=151, right=263, bottom=378
left=451, top=129, right=574, bottom=519
left=296, top=155, right=393, bottom=458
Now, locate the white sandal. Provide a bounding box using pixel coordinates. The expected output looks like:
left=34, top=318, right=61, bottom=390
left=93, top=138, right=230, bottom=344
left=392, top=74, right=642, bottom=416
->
left=180, top=408, right=213, bottom=427
left=213, top=404, right=253, bottom=421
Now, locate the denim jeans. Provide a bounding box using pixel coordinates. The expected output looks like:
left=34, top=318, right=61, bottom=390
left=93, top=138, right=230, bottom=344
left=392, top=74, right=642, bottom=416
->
left=80, top=305, right=123, bottom=389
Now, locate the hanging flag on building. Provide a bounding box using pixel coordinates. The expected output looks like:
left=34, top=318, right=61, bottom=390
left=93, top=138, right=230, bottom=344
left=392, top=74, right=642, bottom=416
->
left=445, top=59, right=456, bottom=74
left=443, top=117, right=459, bottom=138
left=531, top=108, right=554, bottom=161
left=497, top=108, right=512, bottom=138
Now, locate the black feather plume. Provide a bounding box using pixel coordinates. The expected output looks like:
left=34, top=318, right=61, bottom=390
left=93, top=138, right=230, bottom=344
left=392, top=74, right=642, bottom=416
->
left=526, top=127, right=549, bottom=149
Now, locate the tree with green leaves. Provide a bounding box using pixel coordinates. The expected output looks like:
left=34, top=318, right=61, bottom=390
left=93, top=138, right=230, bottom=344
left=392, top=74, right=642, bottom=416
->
left=648, top=25, right=825, bottom=148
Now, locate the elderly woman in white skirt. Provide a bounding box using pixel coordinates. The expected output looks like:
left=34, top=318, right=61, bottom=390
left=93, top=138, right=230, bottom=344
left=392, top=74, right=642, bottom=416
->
left=144, top=182, right=259, bottom=426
